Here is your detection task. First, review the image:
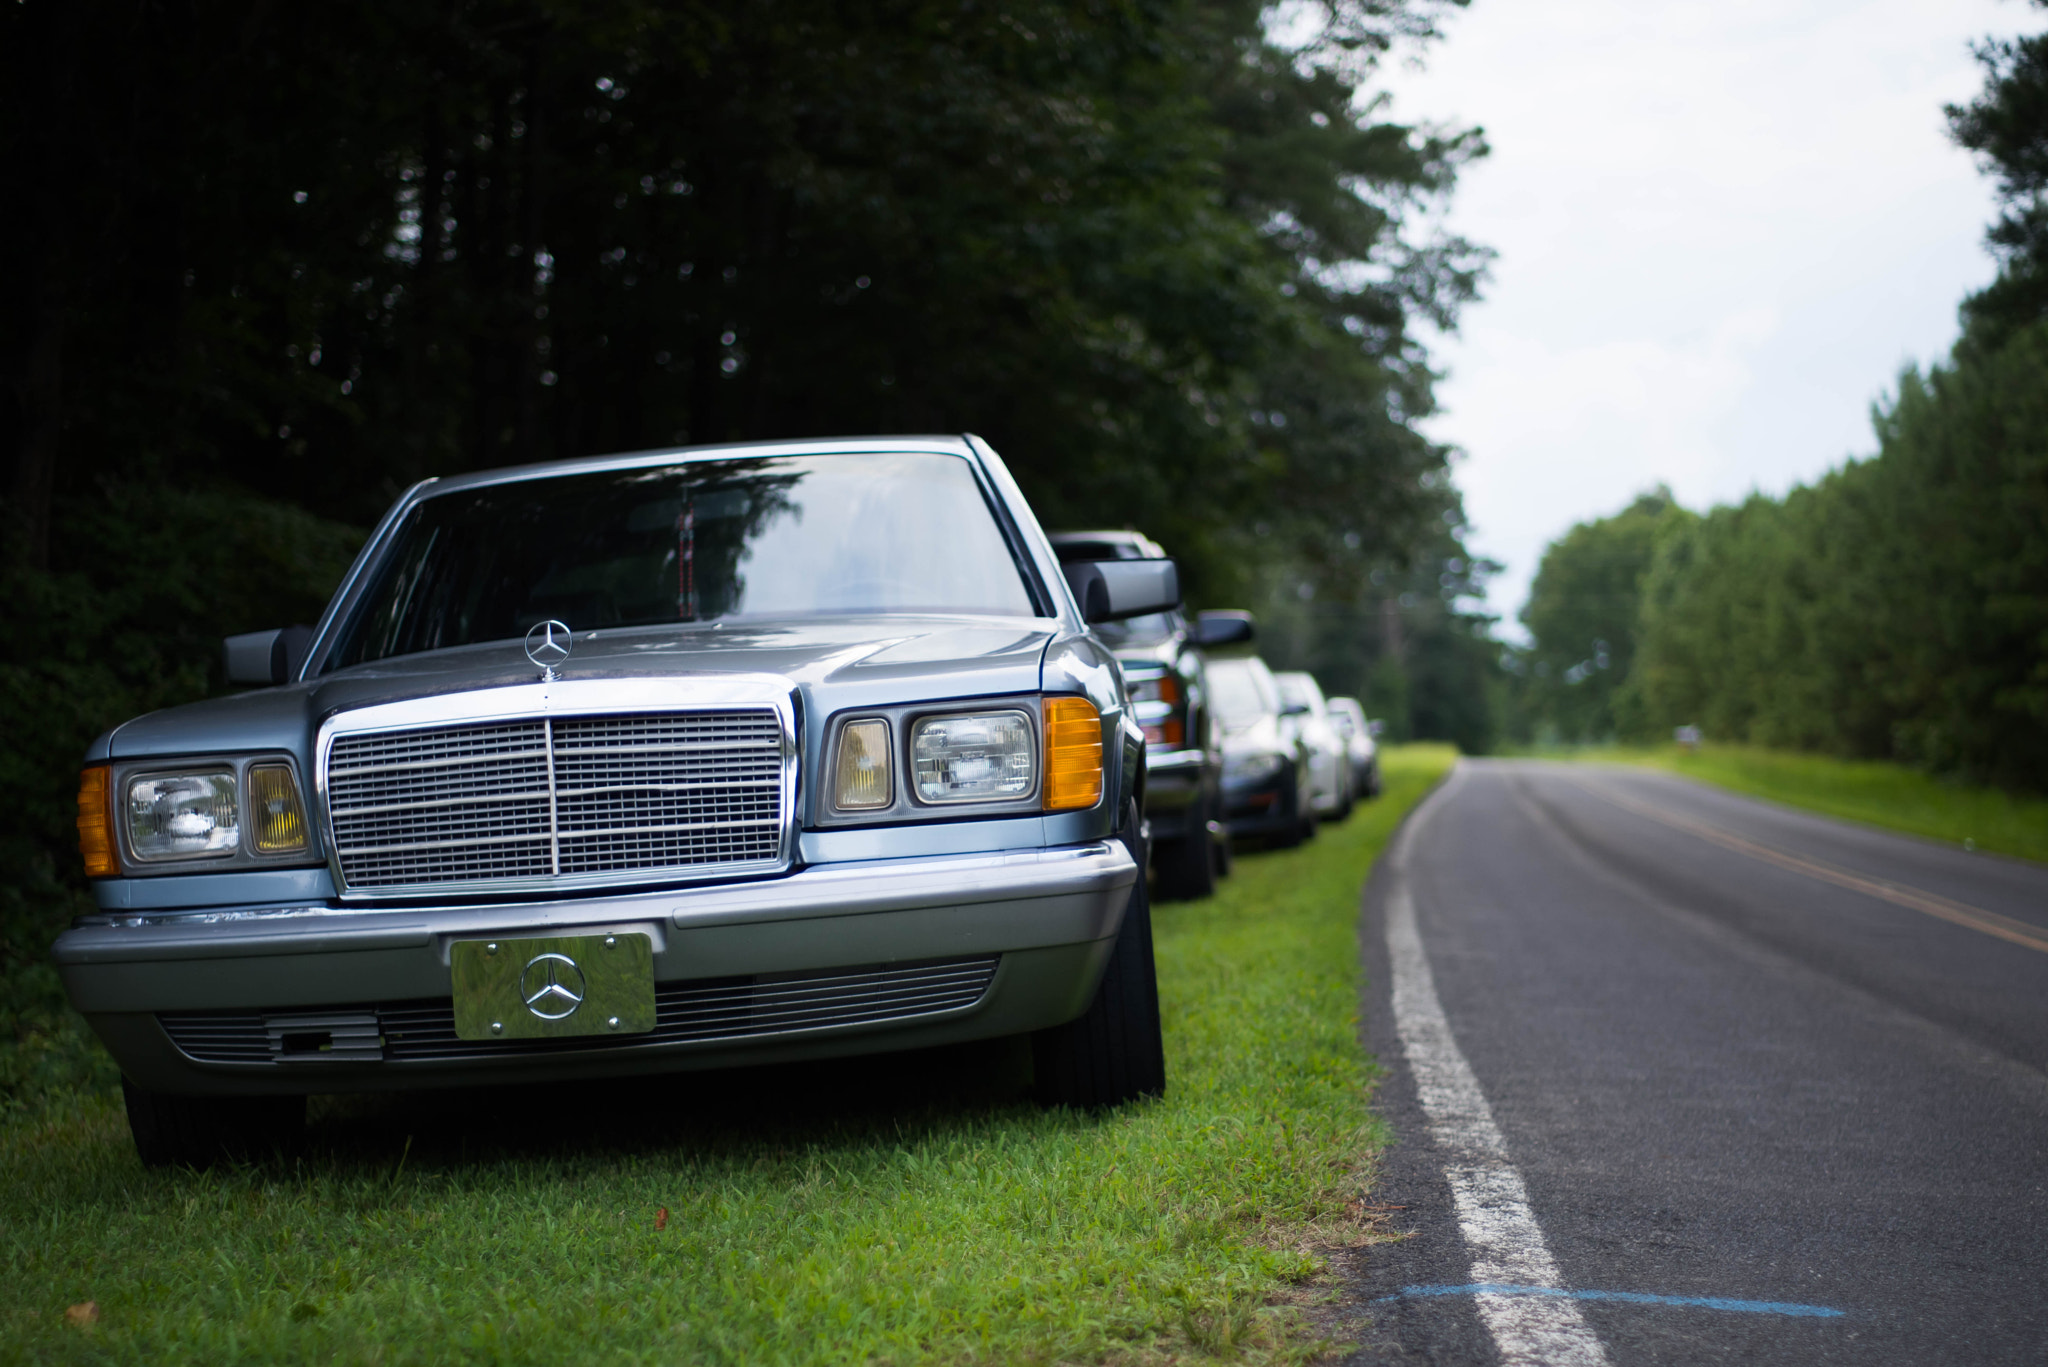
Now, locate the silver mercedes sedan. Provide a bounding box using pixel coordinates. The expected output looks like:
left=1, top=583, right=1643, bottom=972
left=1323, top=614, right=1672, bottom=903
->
left=60, top=436, right=1179, bottom=1165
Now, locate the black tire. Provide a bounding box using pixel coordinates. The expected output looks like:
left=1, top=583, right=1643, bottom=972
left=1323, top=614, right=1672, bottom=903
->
left=1296, top=782, right=1318, bottom=844
left=1033, top=806, right=1166, bottom=1108
left=1212, top=817, right=1234, bottom=878
left=123, top=1078, right=304, bottom=1169
left=1269, top=792, right=1306, bottom=849
left=1152, top=798, right=1217, bottom=902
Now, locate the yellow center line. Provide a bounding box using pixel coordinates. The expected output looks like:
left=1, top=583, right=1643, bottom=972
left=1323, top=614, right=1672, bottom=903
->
left=1573, top=780, right=2048, bottom=956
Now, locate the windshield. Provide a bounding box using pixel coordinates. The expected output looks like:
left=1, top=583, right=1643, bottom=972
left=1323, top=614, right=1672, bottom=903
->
left=1207, top=659, right=1278, bottom=724
left=1274, top=674, right=1319, bottom=710
left=328, top=451, right=1038, bottom=668
left=1089, top=612, right=1178, bottom=647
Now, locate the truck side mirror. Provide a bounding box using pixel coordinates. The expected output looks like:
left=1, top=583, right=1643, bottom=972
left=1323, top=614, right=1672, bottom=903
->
left=1062, top=559, right=1181, bottom=623
left=1193, top=611, right=1255, bottom=648
left=224, top=625, right=315, bottom=686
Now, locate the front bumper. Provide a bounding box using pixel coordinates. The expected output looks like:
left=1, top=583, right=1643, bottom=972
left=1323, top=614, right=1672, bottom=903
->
left=54, top=842, right=1137, bottom=1095
left=1141, top=748, right=1213, bottom=841
left=1222, top=764, right=1298, bottom=838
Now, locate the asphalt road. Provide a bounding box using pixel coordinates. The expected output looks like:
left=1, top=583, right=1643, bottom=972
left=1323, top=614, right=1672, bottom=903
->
left=1343, top=760, right=2048, bottom=1366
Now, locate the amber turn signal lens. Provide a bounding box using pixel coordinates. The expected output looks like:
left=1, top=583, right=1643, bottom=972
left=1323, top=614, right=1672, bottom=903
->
left=248, top=763, right=310, bottom=854
left=76, top=766, right=117, bottom=878
left=1042, top=696, right=1104, bottom=811
left=1143, top=718, right=1185, bottom=748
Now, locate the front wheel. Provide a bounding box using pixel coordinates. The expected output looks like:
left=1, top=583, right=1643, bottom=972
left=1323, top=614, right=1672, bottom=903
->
left=1033, top=806, right=1166, bottom=1108
left=123, top=1079, right=304, bottom=1168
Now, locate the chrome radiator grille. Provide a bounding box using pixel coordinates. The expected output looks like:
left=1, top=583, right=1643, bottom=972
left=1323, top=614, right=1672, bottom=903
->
left=325, top=709, right=786, bottom=891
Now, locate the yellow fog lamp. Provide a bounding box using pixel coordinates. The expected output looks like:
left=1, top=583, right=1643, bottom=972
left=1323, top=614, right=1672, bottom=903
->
left=248, top=762, right=311, bottom=855
left=1042, top=697, right=1104, bottom=811
left=833, top=719, right=893, bottom=810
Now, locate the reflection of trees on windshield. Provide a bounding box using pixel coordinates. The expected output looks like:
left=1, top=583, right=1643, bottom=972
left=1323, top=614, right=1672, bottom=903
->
left=327, top=452, right=1037, bottom=668
left=1206, top=664, right=1264, bottom=722
left=1089, top=613, right=1176, bottom=647
left=606, top=461, right=802, bottom=621
left=331, top=459, right=801, bottom=666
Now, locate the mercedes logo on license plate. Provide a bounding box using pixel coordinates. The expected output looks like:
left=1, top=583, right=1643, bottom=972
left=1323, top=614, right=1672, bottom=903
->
left=519, top=951, right=587, bottom=1020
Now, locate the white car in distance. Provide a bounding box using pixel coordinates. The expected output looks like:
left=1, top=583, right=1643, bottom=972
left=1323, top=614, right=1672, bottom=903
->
left=1324, top=696, right=1381, bottom=799
left=1272, top=671, right=1352, bottom=821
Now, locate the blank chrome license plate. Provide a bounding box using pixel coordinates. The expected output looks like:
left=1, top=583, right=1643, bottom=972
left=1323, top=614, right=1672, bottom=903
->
left=450, top=933, right=655, bottom=1041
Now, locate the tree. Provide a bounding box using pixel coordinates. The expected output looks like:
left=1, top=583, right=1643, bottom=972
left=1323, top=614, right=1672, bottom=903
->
left=1514, top=488, right=1670, bottom=743
left=1949, top=0, right=2048, bottom=348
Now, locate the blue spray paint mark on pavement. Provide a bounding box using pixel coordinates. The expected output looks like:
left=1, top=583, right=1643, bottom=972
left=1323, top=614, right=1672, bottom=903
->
left=1385, top=1284, right=1846, bottom=1318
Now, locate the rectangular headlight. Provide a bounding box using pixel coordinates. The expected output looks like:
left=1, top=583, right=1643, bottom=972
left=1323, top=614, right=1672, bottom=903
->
left=834, top=719, right=893, bottom=810
left=248, top=762, right=310, bottom=854
left=911, top=711, right=1035, bottom=804
left=126, top=771, right=240, bottom=861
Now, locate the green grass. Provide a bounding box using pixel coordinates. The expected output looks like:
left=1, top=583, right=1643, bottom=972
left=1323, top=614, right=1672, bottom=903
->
left=0, top=746, right=1457, bottom=1366
left=1533, top=742, right=2048, bottom=865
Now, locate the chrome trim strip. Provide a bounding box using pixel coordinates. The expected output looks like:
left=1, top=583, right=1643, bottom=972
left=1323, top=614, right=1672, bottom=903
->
left=542, top=716, right=561, bottom=876
left=315, top=676, right=801, bottom=902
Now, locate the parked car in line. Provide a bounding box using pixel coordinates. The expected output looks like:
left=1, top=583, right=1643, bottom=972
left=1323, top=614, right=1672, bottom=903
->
left=1209, top=655, right=1318, bottom=847
left=60, top=436, right=1185, bottom=1167
left=1273, top=671, right=1353, bottom=822
left=1325, top=696, right=1381, bottom=799
left=1046, top=532, right=1247, bottom=901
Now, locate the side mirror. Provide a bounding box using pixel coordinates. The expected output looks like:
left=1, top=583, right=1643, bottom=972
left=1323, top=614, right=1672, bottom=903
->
left=1367, top=719, right=1386, bottom=737
left=1062, top=558, right=1181, bottom=624
left=1193, top=610, right=1255, bottom=648
left=224, top=625, right=315, bottom=686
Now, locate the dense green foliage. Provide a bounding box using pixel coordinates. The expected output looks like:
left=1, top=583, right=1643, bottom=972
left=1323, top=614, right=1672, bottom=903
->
left=1618, top=330, right=2048, bottom=785
left=2, top=0, right=1482, bottom=557
left=1510, top=489, right=1669, bottom=743
left=1948, top=0, right=2048, bottom=346
left=1512, top=323, right=2048, bottom=786
left=1254, top=527, right=1503, bottom=753
left=0, top=749, right=1453, bottom=1365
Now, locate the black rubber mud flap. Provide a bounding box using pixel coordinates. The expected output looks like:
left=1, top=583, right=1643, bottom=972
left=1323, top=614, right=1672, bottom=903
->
left=123, top=1078, right=305, bottom=1169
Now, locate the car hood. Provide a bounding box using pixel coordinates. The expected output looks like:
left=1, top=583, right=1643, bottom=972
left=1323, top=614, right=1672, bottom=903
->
left=101, top=615, right=1059, bottom=760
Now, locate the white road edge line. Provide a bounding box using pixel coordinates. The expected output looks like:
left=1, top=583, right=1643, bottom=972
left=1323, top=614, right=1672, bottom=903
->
left=1386, top=766, right=1611, bottom=1367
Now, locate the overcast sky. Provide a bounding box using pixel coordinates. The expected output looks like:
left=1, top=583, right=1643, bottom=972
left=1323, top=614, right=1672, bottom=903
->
left=1370, top=0, right=2027, bottom=637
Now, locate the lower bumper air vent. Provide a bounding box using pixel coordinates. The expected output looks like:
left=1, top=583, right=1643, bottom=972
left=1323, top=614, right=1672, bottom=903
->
left=158, top=956, right=1000, bottom=1065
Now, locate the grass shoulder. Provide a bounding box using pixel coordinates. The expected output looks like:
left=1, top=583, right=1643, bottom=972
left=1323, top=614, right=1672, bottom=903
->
left=1517, top=741, right=2048, bottom=864
left=0, top=746, right=1457, bottom=1366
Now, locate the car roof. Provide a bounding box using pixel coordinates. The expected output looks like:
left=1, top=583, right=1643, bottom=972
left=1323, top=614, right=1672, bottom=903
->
left=406, top=435, right=982, bottom=499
